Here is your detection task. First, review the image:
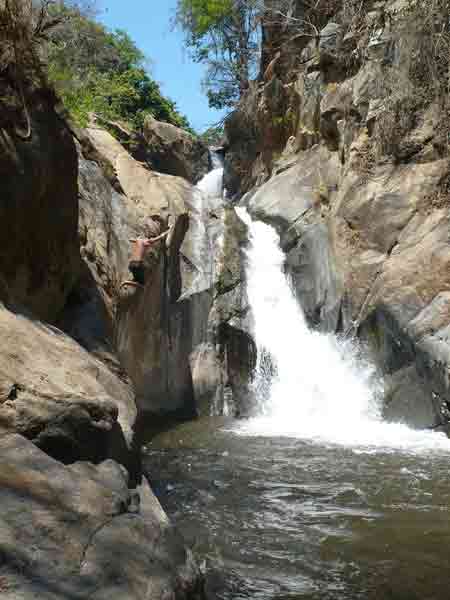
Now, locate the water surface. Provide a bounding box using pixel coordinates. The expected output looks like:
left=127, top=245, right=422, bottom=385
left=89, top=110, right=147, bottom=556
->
left=145, top=420, right=450, bottom=600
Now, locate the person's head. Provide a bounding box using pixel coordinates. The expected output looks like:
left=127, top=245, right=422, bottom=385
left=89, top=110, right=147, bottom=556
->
left=144, top=216, right=162, bottom=238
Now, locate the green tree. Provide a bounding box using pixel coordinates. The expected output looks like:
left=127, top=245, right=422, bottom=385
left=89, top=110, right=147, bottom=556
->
left=176, top=0, right=261, bottom=109
left=44, top=2, right=193, bottom=131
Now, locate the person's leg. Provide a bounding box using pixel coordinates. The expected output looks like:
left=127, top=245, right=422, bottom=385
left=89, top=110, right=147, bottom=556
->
left=129, top=260, right=145, bottom=285
left=120, top=280, right=143, bottom=289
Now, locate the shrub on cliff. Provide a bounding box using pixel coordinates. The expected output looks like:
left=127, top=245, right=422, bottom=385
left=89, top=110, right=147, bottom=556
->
left=0, top=1, right=193, bottom=133
left=44, top=2, right=193, bottom=132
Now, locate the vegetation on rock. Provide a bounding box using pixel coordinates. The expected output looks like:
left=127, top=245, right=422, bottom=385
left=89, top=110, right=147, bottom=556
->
left=45, top=2, right=193, bottom=131
left=0, top=0, right=193, bottom=133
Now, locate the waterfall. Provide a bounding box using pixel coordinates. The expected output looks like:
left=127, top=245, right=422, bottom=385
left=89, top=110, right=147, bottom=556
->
left=182, top=153, right=224, bottom=296
left=234, top=208, right=450, bottom=453
left=196, top=151, right=224, bottom=211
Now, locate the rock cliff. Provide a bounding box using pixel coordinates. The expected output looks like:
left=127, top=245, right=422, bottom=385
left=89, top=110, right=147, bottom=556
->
left=79, top=125, right=222, bottom=422
left=225, top=0, right=450, bottom=431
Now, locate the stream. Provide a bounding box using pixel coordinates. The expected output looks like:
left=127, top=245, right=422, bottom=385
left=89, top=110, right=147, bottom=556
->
left=146, top=166, right=450, bottom=600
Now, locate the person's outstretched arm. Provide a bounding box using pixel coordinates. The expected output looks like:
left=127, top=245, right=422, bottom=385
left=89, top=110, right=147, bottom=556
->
left=148, top=226, right=173, bottom=244
left=129, top=225, right=173, bottom=245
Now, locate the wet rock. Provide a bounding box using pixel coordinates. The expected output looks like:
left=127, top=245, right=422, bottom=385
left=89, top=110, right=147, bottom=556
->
left=383, top=366, right=442, bottom=429
left=209, top=208, right=257, bottom=415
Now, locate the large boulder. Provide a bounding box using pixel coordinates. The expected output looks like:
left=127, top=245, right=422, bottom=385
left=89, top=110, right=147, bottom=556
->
left=140, top=115, right=210, bottom=184
left=0, top=85, right=80, bottom=320
left=0, top=434, right=201, bottom=600
left=85, top=125, right=191, bottom=218
left=0, top=303, right=136, bottom=471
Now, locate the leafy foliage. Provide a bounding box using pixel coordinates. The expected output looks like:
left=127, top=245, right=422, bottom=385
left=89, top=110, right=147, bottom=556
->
left=199, top=124, right=224, bottom=145
left=45, top=3, right=193, bottom=131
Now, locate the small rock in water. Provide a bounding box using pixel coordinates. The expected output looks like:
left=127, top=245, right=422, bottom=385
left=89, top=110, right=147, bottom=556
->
left=213, top=480, right=229, bottom=489
left=128, top=492, right=141, bottom=514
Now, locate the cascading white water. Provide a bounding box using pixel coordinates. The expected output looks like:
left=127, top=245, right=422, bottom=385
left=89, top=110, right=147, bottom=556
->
left=196, top=164, right=224, bottom=210
left=182, top=153, right=224, bottom=295
left=235, top=208, right=450, bottom=453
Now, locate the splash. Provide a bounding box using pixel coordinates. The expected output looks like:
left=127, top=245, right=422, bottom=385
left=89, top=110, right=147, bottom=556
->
left=196, top=166, right=224, bottom=210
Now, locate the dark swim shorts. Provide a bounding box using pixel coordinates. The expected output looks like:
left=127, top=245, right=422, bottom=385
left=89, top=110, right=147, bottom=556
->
left=129, top=260, right=145, bottom=285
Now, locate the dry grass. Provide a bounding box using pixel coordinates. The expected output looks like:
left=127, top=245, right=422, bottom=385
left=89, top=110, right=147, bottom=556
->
left=372, top=0, right=450, bottom=160
left=417, top=170, right=450, bottom=214
left=0, top=575, right=10, bottom=591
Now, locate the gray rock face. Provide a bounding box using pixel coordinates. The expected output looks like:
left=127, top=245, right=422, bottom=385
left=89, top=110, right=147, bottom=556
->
left=0, top=434, right=200, bottom=600
left=141, top=115, right=210, bottom=184
left=223, top=102, right=260, bottom=198
left=206, top=208, right=257, bottom=416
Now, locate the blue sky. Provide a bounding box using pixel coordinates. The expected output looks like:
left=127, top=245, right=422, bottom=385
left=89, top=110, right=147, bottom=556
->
left=99, top=0, right=225, bottom=132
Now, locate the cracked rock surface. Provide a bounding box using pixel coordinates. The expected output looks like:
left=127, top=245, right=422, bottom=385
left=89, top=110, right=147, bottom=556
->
left=0, top=434, right=200, bottom=600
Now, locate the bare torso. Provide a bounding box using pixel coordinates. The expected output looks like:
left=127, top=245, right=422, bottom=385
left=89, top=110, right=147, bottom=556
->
left=130, top=238, right=151, bottom=262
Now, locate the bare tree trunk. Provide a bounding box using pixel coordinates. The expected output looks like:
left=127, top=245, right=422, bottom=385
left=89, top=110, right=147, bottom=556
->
left=235, top=0, right=250, bottom=94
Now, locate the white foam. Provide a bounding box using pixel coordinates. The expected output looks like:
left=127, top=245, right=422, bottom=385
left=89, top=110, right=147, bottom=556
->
left=197, top=168, right=224, bottom=205
left=233, top=208, right=450, bottom=454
